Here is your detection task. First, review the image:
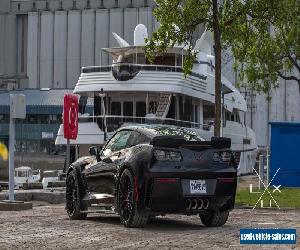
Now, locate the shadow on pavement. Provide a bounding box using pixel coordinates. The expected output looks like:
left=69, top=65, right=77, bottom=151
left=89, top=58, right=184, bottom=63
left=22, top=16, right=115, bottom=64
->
left=145, top=217, right=203, bottom=231
left=86, top=215, right=204, bottom=231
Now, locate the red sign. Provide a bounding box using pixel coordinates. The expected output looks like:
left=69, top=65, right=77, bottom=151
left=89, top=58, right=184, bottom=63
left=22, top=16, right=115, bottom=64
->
left=63, top=94, right=78, bottom=140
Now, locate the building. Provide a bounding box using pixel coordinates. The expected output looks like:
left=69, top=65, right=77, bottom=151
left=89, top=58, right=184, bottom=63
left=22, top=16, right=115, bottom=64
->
left=0, top=89, right=93, bottom=153
left=0, top=0, right=157, bottom=90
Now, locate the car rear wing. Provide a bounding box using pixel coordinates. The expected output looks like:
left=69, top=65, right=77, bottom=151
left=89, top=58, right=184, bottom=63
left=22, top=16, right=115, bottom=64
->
left=150, top=136, right=231, bottom=149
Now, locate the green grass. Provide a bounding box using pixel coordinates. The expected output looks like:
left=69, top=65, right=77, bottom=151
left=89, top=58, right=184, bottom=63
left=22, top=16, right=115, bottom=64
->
left=235, top=188, right=300, bottom=209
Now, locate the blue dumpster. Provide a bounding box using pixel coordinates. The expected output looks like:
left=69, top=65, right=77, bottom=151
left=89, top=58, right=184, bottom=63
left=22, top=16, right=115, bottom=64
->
left=270, top=122, right=300, bottom=187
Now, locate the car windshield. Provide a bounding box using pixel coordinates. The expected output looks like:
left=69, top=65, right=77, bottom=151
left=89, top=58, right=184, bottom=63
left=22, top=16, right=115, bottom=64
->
left=149, top=126, right=204, bottom=141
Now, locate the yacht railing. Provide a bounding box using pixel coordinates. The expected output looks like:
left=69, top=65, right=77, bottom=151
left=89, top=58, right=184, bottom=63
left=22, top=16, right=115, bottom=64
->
left=82, top=63, right=207, bottom=80
left=78, top=115, right=213, bottom=132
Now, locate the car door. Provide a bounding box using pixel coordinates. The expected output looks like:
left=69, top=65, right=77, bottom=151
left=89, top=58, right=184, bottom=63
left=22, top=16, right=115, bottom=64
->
left=84, top=130, right=132, bottom=194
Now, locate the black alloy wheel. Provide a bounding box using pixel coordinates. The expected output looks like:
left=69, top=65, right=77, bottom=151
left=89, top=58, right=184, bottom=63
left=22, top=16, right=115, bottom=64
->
left=119, top=171, right=134, bottom=222
left=66, top=170, right=87, bottom=220
left=118, top=169, right=148, bottom=227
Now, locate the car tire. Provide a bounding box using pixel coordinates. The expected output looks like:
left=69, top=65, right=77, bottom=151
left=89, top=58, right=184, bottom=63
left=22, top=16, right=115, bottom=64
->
left=118, top=169, right=148, bottom=228
left=66, top=169, right=87, bottom=220
left=200, top=210, right=229, bottom=227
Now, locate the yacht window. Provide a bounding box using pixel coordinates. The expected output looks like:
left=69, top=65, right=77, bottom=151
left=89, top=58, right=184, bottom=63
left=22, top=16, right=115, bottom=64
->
left=122, top=53, right=183, bottom=67
left=203, top=105, right=215, bottom=119
left=153, top=55, right=176, bottom=66
left=194, top=105, right=199, bottom=123
left=94, top=96, right=102, bottom=116
left=123, top=53, right=145, bottom=64
left=176, top=54, right=182, bottom=66
left=225, top=112, right=230, bottom=121
left=136, top=102, right=146, bottom=117
left=179, top=96, right=183, bottom=120
left=79, top=96, right=88, bottom=114
left=111, top=102, right=121, bottom=116
left=183, top=97, right=193, bottom=121
left=167, top=96, right=176, bottom=119
left=137, top=54, right=146, bottom=64
left=149, top=101, right=157, bottom=113
left=236, top=113, right=240, bottom=123
left=123, top=102, right=133, bottom=116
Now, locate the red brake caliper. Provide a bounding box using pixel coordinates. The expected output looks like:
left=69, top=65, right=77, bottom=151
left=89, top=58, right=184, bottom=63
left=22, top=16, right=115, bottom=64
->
left=134, top=176, right=139, bottom=202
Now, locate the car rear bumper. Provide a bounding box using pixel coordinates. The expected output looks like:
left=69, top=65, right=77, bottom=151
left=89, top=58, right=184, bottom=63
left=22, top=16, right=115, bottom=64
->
left=142, top=172, right=237, bottom=214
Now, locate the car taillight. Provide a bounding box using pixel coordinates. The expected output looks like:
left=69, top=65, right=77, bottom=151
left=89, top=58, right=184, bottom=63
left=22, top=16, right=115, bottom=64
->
left=213, top=151, right=232, bottom=163
left=154, top=149, right=182, bottom=162
left=218, top=177, right=235, bottom=183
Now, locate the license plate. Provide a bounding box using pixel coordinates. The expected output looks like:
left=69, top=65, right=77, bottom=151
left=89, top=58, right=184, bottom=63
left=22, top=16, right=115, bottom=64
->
left=190, top=180, right=206, bottom=194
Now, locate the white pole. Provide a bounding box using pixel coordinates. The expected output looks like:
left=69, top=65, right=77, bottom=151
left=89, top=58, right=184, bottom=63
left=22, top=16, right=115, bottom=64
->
left=258, top=154, right=264, bottom=190
left=9, top=99, right=15, bottom=202
left=266, top=147, right=270, bottom=185
left=103, top=96, right=107, bottom=142
left=221, top=93, right=224, bottom=137
left=65, top=138, right=70, bottom=173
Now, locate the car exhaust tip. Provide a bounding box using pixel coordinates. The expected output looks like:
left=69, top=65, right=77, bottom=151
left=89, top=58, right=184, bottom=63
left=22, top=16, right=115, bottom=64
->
left=203, top=199, right=210, bottom=209
left=197, top=199, right=204, bottom=209
left=191, top=199, right=198, bottom=209
left=185, top=199, right=191, bottom=210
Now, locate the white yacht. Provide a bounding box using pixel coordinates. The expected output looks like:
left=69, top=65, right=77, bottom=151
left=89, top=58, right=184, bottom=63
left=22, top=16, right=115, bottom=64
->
left=56, top=24, right=257, bottom=175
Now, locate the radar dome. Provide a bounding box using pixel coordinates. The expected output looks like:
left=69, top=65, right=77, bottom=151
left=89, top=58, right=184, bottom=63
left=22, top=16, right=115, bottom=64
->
left=134, top=24, right=148, bottom=46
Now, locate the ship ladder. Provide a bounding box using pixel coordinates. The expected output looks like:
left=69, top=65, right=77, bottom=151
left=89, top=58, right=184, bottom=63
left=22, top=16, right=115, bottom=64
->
left=155, top=93, right=172, bottom=118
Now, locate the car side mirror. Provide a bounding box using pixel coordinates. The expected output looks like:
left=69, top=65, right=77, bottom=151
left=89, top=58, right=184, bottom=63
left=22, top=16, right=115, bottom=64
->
left=89, top=146, right=99, bottom=157
left=102, top=157, right=113, bottom=164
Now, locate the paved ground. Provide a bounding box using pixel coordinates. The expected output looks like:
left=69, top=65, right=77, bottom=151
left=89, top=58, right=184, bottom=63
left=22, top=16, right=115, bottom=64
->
left=0, top=205, right=298, bottom=249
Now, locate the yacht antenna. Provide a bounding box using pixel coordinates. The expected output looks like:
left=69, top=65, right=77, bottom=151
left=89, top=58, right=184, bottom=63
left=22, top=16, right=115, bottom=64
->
left=100, top=51, right=102, bottom=66
left=136, top=47, right=138, bottom=64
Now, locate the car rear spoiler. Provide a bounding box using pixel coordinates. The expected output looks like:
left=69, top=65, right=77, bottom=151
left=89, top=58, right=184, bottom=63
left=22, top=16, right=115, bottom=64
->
left=150, top=136, right=231, bottom=149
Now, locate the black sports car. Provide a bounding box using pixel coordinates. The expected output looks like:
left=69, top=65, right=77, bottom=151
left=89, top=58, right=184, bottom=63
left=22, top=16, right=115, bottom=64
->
left=66, top=125, right=237, bottom=228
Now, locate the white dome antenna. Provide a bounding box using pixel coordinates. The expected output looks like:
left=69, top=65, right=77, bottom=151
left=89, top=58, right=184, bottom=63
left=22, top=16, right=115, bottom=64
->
left=194, top=29, right=213, bottom=55
left=134, top=24, right=148, bottom=46
left=112, top=32, right=130, bottom=47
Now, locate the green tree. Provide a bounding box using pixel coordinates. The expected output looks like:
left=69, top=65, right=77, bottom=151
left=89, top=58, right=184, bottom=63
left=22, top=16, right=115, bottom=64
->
left=145, top=0, right=299, bottom=136
left=227, top=0, right=300, bottom=93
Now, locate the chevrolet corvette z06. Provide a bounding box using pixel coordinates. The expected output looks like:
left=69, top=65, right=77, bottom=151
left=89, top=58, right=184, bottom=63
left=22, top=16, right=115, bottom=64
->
left=66, top=125, right=237, bottom=228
